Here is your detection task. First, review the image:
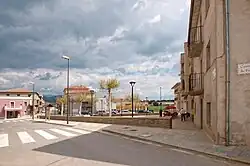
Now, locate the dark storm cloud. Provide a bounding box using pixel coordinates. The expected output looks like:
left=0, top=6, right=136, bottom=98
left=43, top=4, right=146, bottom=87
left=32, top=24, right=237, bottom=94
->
left=0, top=0, right=189, bottom=71
left=0, top=0, right=135, bottom=69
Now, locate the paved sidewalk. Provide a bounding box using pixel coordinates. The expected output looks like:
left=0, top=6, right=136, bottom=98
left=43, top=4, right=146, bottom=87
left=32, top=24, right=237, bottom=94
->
left=33, top=118, right=250, bottom=165
left=102, top=125, right=250, bottom=165
left=33, top=119, right=79, bottom=127
left=33, top=119, right=111, bottom=132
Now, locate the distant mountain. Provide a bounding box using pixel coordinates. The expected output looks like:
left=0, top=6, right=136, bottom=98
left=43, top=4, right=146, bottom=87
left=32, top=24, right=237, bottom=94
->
left=43, top=95, right=62, bottom=103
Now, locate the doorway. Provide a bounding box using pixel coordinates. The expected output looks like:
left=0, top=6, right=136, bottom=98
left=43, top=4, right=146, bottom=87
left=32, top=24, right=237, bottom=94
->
left=200, top=98, right=203, bottom=129
left=7, top=111, right=18, bottom=119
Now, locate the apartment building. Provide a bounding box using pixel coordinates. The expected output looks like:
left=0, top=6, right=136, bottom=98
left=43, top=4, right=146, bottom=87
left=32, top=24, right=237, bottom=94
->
left=0, top=88, right=45, bottom=119
left=183, top=0, right=250, bottom=146
left=63, top=85, right=95, bottom=115
left=171, top=82, right=181, bottom=110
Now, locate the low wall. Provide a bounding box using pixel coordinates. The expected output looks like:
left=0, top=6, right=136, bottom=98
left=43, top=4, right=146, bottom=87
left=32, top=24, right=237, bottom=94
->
left=111, top=113, right=159, bottom=116
left=38, top=115, right=172, bottom=129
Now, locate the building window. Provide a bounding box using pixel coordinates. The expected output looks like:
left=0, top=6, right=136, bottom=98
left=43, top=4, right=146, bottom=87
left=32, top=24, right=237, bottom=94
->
left=28, top=94, right=31, bottom=97
left=17, top=94, right=20, bottom=96
left=206, top=102, right=211, bottom=127
left=181, top=79, right=185, bottom=90
left=181, top=64, right=184, bottom=74
left=24, top=102, right=28, bottom=106
left=206, top=41, right=211, bottom=71
left=10, top=102, right=15, bottom=108
left=6, top=94, right=10, bottom=96
left=205, top=0, right=210, bottom=17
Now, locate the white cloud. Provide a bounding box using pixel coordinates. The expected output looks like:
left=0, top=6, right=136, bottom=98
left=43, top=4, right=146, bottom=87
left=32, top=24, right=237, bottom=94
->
left=0, top=0, right=189, bottom=99
left=148, top=15, right=161, bottom=24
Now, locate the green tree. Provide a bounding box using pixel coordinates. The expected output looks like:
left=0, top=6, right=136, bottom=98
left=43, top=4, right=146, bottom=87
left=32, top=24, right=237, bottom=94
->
left=99, top=78, right=120, bottom=117
left=125, top=94, right=140, bottom=110
left=76, top=94, right=90, bottom=115
left=56, top=95, right=67, bottom=115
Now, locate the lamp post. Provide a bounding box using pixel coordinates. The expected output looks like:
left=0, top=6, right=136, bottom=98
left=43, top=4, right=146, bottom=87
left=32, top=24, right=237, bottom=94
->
left=90, top=89, right=95, bottom=116
left=62, top=55, right=70, bottom=124
left=129, top=81, right=136, bottom=117
left=29, top=82, right=35, bottom=120
left=159, top=87, right=163, bottom=117
left=120, top=99, right=123, bottom=116
left=145, top=96, right=148, bottom=111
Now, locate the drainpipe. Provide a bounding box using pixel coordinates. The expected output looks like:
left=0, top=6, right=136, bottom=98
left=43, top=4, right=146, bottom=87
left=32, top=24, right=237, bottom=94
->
left=225, top=0, right=231, bottom=146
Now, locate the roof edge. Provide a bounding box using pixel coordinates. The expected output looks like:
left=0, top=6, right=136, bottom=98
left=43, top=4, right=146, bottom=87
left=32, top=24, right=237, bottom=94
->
left=187, top=0, right=195, bottom=45
left=171, top=82, right=181, bottom=90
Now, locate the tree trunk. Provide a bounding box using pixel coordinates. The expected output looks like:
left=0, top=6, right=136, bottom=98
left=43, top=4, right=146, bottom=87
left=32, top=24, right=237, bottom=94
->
left=79, top=102, right=82, bottom=115
left=108, top=89, right=112, bottom=117
left=61, top=104, right=64, bottom=116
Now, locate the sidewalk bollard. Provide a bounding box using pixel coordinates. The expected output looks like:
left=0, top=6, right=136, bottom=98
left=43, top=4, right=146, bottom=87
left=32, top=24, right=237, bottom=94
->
left=159, top=109, right=162, bottom=117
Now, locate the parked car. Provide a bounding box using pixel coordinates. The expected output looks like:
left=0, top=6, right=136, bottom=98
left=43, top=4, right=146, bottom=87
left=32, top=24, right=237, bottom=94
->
left=121, top=110, right=130, bottom=114
left=81, top=110, right=91, bottom=115
left=93, top=110, right=109, bottom=116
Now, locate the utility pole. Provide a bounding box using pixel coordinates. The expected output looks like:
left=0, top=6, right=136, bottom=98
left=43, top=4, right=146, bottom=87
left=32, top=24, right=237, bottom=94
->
left=120, top=99, right=123, bottom=116
left=62, top=55, right=70, bottom=124
left=159, top=87, right=162, bottom=117
left=145, top=97, right=148, bottom=110
left=32, top=83, right=35, bottom=120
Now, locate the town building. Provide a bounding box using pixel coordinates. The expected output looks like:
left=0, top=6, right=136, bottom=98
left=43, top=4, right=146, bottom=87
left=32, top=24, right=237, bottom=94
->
left=0, top=88, right=45, bottom=119
left=95, top=97, right=108, bottom=112
left=171, top=82, right=181, bottom=110
left=179, top=0, right=250, bottom=146
left=63, top=85, right=96, bottom=115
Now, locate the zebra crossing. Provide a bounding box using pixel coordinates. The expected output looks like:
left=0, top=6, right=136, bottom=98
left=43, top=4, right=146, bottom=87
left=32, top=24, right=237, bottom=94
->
left=0, top=119, right=32, bottom=124
left=0, top=127, right=92, bottom=148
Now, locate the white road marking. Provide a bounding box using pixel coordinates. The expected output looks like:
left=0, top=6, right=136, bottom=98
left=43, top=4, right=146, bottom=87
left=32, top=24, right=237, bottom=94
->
left=19, top=120, right=24, bottom=122
left=49, top=129, right=77, bottom=137
left=0, top=134, right=9, bottom=148
left=5, top=121, right=10, bottom=123
left=0, top=121, right=3, bottom=124
left=170, top=148, right=194, bottom=155
left=129, top=138, right=162, bottom=147
left=64, top=127, right=91, bottom=135
left=35, top=130, right=58, bottom=140
left=17, top=131, right=36, bottom=144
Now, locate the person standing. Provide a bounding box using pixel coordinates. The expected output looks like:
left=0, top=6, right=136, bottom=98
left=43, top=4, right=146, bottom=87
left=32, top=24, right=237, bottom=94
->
left=180, top=108, right=186, bottom=122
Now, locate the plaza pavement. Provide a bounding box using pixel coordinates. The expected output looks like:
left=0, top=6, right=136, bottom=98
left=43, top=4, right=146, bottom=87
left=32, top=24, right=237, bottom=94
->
left=34, top=117, right=250, bottom=165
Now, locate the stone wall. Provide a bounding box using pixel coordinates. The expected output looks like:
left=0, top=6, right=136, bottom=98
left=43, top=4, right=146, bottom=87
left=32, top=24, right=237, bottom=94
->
left=38, top=115, right=172, bottom=129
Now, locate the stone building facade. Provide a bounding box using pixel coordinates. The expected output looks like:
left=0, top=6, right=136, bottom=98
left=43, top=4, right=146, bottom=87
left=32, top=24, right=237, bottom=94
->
left=180, top=0, right=250, bottom=146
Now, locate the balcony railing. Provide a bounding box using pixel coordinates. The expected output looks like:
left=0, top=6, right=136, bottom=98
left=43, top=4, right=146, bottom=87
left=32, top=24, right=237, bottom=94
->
left=4, top=105, right=22, bottom=111
left=189, top=73, right=204, bottom=96
left=188, top=26, right=203, bottom=58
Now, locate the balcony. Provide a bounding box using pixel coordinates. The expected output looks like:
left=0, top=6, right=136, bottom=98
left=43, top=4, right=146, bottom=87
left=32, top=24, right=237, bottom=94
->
left=189, top=73, right=204, bottom=96
left=188, top=26, right=203, bottom=58
left=4, top=105, right=22, bottom=111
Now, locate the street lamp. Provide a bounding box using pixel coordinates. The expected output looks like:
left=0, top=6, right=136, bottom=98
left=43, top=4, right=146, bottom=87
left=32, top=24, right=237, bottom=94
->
left=129, top=81, right=136, bottom=117
left=29, top=82, right=35, bottom=120
left=159, top=87, right=163, bottom=117
left=90, top=89, right=95, bottom=115
left=120, top=98, right=123, bottom=116
left=62, top=55, right=70, bottom=124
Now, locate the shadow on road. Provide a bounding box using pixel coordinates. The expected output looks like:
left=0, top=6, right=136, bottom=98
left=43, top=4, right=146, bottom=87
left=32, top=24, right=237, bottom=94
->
left=33, top=130, right=175, bottom=166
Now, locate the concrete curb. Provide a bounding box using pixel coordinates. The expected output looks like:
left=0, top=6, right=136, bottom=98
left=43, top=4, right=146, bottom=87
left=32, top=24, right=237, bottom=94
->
left=102, top=129, right=250, bottom=165
left=32, top=120, right=77, bottom=127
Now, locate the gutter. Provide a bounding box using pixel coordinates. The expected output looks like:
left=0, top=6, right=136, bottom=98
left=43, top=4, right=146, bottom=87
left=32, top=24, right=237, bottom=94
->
left=225, top=0, right=231, bottom=146
left=187, top=0, right=195, bottom=45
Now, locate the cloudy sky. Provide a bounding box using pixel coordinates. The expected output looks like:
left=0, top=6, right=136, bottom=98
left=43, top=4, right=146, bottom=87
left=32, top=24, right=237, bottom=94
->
left=0, top=0, right=190, bottom=99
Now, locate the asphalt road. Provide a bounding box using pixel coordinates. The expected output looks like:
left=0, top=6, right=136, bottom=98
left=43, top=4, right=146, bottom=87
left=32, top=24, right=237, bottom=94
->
left=0, top=119, right=247, bottom=166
